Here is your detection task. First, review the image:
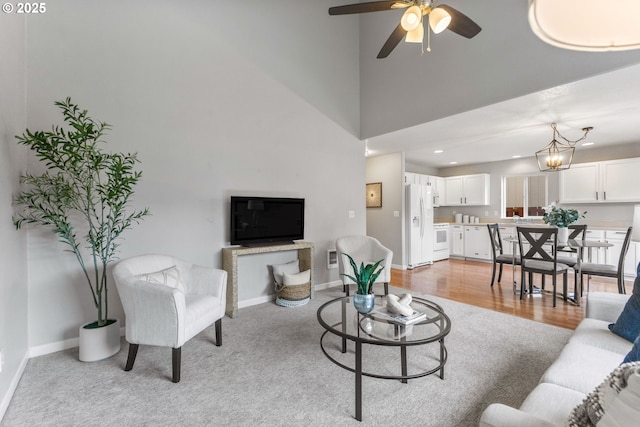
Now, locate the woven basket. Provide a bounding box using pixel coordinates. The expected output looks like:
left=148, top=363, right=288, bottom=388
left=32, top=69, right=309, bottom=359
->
left=277, top=282, right=311, bottom=302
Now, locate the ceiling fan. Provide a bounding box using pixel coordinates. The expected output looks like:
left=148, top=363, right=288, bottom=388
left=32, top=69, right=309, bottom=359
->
left=329, top=1, right=481, bottom=58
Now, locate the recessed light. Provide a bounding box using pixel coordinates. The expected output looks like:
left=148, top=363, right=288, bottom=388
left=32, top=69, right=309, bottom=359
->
left=512, top=155, right=522, bottom=159
left=434, top=150, right=443, bottom=154
left=449, top=161, right=458, bottom=165
left=582, top=142, right=595, bottom=146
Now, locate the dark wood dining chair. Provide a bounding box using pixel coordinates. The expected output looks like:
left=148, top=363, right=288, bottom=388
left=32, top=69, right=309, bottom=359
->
left=579, top=226, right=633, bottom=294
left=517, top=227, right=571, bottom=307
left=555, top=224, right=587, bottom=268
left=487, top=224, right=520, bottom=286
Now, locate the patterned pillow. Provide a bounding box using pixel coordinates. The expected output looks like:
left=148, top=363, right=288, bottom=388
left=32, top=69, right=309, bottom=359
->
left=567, top=362, right=640, bottom=426
left=137, top=265, right=186, bottom=293
left=608, top=264, right=640, bottom=342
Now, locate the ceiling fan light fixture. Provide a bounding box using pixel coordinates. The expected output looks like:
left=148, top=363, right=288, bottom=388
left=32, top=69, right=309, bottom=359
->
left=429, top=7, right=451, bottom=34
left=405, top=22, right=424, bottom=43
left=401, top=5, right=422, bottom=31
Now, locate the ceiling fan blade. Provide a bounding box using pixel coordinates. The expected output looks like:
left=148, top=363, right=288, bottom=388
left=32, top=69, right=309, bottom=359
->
left=436, top=4, right=481, bottom=39
left=329, top=1, right=406, bottom=15
left=377, top=23, right=407, bottom=58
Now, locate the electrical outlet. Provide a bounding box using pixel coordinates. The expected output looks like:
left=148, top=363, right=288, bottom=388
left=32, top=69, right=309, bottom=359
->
left=348, top=210, right=355, bottom=219
left=393, top=211, right=399, bottom=217
left=484, top=211, right=489, bottom=217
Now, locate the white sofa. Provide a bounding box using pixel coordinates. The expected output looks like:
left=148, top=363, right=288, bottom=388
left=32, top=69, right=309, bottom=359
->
left=480, top=292, right=635, bottom=427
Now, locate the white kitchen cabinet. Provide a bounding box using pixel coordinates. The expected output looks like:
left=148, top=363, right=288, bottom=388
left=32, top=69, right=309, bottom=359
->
left=499, top=226, right=516, bottom=255
left=604, top=230, right=636, bottom=278
left=464, top=225, right=492, bottom=261
left=432, top=176, right=445, bottom=207
left=450, top=225, right=464, bottom=257
left=559, top=157, right=640, bottom=203
left=404, top=172, right=418, bottom=185
left=443, top=173, right=490, bottom=206
left=583, top=230, right=606, bottom=264
left=404, top=173, right=444, bottom=206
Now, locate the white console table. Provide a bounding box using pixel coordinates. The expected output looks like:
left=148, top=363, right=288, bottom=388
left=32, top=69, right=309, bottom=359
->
left=222, top=241, right=314, bottom=317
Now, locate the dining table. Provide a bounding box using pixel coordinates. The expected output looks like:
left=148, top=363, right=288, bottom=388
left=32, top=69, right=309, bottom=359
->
left=502, top=235, right=613, bottom=306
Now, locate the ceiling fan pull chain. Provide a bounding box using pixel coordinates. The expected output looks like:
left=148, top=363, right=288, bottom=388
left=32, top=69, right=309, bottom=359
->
left=426, top=14, right=432, bottom=52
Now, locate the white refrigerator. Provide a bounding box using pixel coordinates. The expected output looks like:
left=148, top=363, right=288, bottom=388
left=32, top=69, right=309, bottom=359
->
left=406, top=183, right=434, bottom=268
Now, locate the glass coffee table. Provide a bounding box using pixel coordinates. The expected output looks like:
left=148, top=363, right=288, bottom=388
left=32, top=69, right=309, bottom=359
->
left=317, top=295, right=451, bottom=421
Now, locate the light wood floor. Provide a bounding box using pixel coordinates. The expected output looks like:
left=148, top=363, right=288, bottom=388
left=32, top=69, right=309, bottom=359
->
left=390, top=258, right=632, bottom=330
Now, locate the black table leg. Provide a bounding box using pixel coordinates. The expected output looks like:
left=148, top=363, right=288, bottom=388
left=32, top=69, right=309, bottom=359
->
left=439, top=338, right=445, bottom=380
left=401, top=345, right=408, bottom=384
left=341, top=298, right=347, bottom=353
left=355, top=340, right=362, bottom=421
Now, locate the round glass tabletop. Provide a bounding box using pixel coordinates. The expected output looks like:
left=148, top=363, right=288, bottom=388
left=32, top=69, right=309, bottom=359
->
left=317, top=295, right=451, bottom=346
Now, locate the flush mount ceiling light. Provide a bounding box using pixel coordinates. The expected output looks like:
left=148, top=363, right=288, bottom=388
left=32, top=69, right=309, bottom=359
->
left=528, top=0, right=640, bottom=52
left=328, top=1, right=481, bottom=58
left=535, top=123, right=593, bottom=172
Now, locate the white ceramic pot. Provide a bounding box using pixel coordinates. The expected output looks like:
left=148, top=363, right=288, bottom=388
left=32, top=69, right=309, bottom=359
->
left=78, top=318, right=121, bottom=362
left=557, top=227, right=569, bottom=244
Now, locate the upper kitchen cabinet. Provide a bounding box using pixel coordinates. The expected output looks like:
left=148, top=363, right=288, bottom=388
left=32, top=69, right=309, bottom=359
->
left=443, top=173, right=490, bottom=206
left=404, top=173, right=445, bottom=207
left=559, top=158, right=640, bottom=203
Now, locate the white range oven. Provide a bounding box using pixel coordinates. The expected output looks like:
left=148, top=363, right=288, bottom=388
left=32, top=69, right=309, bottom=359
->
left=433, top=223, right=450, bottom=261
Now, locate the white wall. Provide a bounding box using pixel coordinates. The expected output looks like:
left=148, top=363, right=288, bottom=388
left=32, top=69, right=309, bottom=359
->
left=366, top=153, right=404, bottom=266
left=21, top=1, right=365, bottom=350
left=0, top=12, right=28, bottom=419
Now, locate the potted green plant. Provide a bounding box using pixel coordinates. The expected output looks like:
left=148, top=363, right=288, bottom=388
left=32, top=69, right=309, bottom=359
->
left=13, top=98, right=149, bottom=361
left=341, top=254, right=384, bottom=313
left=542, top=204, right=586, bottom=243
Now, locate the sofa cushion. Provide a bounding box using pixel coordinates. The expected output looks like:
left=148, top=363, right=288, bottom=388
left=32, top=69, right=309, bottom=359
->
left=540, top=342, right=624, bottom=394
left=608, top=267, right=640, bottom=342
left=570, top=318, right=634, bottom=355
left=567, top=362, right=640, bottom=427
left=518, top=383, right=585, bottom=426
left=623, top=333, right=640, bottom=363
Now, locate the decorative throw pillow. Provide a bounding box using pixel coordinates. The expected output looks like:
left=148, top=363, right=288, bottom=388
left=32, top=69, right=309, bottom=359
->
left=567, top=362, right=640, bottom=427
left=138, top=265, right=186, bottom=293
left=608, top=264, right=640, bottom=342
left=272, top=260, right=299, bottom=285
left=623, top=333, right=640, bottom=364
left=282, top=269, right=311, bottom=286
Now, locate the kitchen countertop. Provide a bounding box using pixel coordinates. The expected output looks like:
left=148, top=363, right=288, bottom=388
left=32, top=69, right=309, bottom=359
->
left=436, top=219, right=630, bottom=231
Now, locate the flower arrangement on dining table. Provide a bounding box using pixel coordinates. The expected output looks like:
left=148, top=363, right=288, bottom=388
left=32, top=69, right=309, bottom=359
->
left=542, top=204, right=586, bottom=228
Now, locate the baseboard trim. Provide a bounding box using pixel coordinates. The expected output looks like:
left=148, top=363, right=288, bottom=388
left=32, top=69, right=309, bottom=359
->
left=28, top=326, right=126, bottom=359
left=236, top=280, right=342, bottom=311
left=0, top=352, right=28, bottom=422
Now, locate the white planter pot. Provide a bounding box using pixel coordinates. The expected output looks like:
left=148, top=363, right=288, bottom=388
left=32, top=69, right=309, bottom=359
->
left=79, top=318, right=121, bottom=362
left=557, top=227, right=569, bottom=244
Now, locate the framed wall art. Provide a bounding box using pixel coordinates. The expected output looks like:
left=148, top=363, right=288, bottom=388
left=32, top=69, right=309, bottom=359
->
left=366, top=182, right=382, bottom=208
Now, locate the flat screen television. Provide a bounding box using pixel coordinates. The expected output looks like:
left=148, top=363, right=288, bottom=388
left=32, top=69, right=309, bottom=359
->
left=230, top=196, right=305, bottom=246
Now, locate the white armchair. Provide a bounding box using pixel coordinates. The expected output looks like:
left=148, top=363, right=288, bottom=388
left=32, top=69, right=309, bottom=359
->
left=336, top=235, right=393, bottom=296
left=112, top=254, right=227, bottom=383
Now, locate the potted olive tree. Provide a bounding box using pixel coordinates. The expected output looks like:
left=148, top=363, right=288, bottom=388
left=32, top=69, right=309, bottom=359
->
left=13, top=98, right=149, bottom=361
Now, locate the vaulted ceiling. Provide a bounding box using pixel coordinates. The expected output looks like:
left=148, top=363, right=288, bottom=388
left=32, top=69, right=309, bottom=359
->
left=353, top=0, right=640, bottom=168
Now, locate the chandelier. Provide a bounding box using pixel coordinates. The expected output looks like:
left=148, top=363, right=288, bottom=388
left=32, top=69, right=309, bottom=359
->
left=535, top=123, right=593, bottom=172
